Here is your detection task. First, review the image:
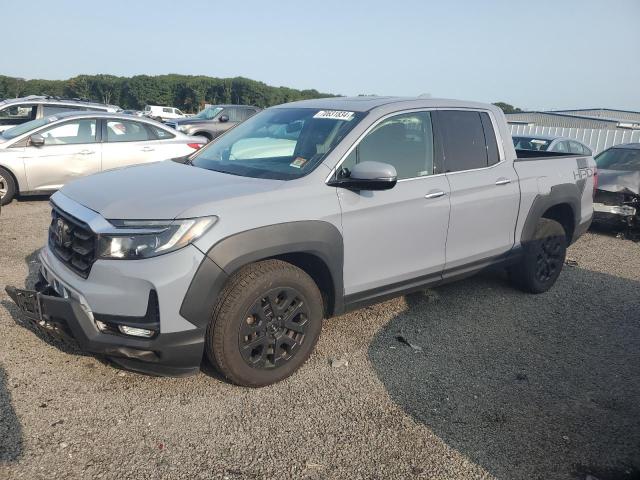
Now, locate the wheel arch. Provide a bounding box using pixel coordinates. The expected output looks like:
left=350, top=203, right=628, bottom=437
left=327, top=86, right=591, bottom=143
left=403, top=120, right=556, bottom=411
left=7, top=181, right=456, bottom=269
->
left=180, top=221, right=344, bottom=330
left=194, top=131, right=213, bottom=141
left=521, top=183, right=580, bottom=245
left=0, top=163, right=20, bottom=197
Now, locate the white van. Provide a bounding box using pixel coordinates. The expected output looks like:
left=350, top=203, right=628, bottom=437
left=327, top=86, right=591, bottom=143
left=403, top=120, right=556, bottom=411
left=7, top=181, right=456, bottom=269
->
left=143, top=105, right=186, bottom=121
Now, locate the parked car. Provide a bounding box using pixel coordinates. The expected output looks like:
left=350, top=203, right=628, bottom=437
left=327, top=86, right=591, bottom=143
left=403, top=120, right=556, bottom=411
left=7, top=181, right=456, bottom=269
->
left=6, top=97, right=595, bottom=386
left=0, top=112, right=206, bottom=204
left=165, top=104, right=261, bottom=142
left=512, top=135, right=592, bottom=156
left=0, top=95, right=119, bottom=133
left=143, top=105, right=186, bottom=122
left=121, top=109, right=144, bottom=117
left=592, top=143, right=640, bottom=228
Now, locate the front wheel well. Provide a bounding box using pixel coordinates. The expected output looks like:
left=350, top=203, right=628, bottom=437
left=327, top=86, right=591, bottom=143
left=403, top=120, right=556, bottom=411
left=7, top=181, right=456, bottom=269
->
left=194, top=131, right=213, bottom=141
left=0, top=164, right=20, bottom=191
left=272, top=252, right=335, bottom=318
left=541, top=203, right=575, bottom=242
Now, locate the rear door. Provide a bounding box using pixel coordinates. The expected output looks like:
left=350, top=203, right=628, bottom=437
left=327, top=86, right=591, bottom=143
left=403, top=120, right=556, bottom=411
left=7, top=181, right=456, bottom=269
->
left=101, top=119, right=162, bottom=171
left=435, top=110, right=520, bottom=272
left=336, top=110, right=451, bottom=296
left=23, top=118, right=101, bottom=191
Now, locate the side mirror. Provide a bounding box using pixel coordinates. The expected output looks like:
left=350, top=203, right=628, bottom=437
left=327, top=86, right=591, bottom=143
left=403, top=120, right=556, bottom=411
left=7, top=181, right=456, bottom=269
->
left=218, top=114, right=229, bottom=123
left=29, top=134, right=45, bottom=147
left=328, top=161, right=397, bottom=191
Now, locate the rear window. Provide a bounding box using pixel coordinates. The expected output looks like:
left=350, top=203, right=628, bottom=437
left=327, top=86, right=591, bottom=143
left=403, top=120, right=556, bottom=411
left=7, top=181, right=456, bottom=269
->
left=438, top=110, right=489, bottom=172
left=513, top=136, right=552, bottom=151
left=595, top=148, right=640, bottom=171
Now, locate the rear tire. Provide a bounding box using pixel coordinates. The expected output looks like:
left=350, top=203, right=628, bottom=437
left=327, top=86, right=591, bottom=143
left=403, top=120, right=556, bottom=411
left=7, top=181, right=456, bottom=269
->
left=205, top=259, right=324, bottom=387
left=509, top=218, right=567, bottom=293
left=0, top=167, right=16, bottom=206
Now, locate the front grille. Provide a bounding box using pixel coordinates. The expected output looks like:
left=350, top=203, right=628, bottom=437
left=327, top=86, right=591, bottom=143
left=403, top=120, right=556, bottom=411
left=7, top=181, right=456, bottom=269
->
left=166, top=122, right=177, bottom=129
left=48, top=206, right=97, bottom=278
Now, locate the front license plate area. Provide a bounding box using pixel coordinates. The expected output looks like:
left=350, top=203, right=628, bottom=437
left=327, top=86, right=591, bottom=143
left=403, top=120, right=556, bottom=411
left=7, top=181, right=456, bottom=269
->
left=12, top=289, right=43, bottom=321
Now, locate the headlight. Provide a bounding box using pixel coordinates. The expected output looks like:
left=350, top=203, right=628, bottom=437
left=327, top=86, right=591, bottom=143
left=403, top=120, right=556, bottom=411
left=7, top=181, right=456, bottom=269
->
left=177, top=125, right=190, bottom=132
left=97, top=217, right=217, bottom=259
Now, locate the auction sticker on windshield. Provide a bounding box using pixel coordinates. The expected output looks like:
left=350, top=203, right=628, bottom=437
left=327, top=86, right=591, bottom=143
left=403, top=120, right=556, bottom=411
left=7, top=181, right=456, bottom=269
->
left=313, top=110, right=355, bottom=121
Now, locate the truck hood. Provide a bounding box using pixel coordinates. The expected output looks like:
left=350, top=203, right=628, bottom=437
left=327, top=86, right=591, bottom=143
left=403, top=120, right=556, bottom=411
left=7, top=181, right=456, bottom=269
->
left=169, top=118, right=212, bottom=126
left=59, top=160, right=285, bottom=220
left=597, top=169, right=640, bottom=195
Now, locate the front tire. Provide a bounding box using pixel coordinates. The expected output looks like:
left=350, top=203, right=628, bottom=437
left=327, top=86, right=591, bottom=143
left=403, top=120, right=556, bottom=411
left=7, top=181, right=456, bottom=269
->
left=0, top=167, right=16, bottom=206
left=205, top=259, right=324, bottom=387
left=509, top=218, right=567, bottom=293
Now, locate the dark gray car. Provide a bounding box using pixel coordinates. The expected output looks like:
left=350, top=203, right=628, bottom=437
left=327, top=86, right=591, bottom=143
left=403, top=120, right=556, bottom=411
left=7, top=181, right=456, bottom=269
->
left=593, top=143, right=640, bottom=228
left=165, top=104, right=260, bottom=141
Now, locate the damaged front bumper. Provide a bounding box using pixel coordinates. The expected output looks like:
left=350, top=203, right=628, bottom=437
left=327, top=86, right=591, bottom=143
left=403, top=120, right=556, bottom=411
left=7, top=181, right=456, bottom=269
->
left=5, top=276, right=204, bottom=377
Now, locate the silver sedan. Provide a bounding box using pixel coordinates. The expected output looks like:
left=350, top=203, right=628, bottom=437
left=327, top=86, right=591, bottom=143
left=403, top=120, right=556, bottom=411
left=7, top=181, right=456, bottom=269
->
left=0, top=112, right=206, bottom=204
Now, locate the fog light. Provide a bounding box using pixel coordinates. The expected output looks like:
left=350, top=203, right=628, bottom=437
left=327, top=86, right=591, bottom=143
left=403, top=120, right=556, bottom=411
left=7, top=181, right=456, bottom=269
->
left=95, top=320, right=108, bottom=332
left=118, top=325, right=155, bottom=338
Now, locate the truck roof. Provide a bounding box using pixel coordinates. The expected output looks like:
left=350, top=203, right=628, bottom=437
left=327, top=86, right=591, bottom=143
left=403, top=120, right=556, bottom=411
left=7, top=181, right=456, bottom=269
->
left=276, top=96, right=498, bottom=113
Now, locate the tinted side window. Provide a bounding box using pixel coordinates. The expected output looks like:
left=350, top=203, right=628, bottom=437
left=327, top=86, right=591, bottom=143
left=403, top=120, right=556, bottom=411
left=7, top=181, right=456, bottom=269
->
left=569, top=141, right=587, bottom=155
left=438, top=111, right=487, bottom=172
left=341, top=111, right=434, bottom=180
left=43, top=105, right=85, bottom=116
left=480, top=112, right=500, bottom=165
left=0, top=104, right=37, bottom=124
left=149, top=124, right=175, bottom=139
left=106, top=120, right=151, bottom=142
left=40, top=119, right=97, bottom=145
left=162, top=107, right=172, bottom=113
left=555, top=141, right=569, bottom=153
left=225, top=108, right=240, bottom=122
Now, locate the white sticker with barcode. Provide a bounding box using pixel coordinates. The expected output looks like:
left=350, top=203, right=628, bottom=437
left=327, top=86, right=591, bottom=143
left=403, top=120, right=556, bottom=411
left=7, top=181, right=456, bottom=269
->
left=313, top=110, right=355, bottom=121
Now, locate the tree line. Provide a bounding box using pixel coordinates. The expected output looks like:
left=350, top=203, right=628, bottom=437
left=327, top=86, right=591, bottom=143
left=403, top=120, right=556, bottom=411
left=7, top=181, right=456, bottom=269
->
left=0, top=74, right=335, bottom=112
left=0, top=74, right=522, bottom=114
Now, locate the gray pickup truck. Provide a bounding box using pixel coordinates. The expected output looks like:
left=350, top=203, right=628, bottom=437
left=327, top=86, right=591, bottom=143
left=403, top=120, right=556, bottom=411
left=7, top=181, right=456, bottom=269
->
left=165, top=104, right=261, bottom=141
left=7, top=97, right=596, bottom=387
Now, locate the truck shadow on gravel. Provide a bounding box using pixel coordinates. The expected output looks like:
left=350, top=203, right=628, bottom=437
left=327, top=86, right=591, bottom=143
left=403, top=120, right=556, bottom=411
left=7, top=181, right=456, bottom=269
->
left=368, top=266, right=640, bottom=480
left=0, top=366, right=22, bottom=463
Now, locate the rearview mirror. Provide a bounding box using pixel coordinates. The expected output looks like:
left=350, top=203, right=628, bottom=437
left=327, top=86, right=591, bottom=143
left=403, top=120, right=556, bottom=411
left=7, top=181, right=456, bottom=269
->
left=328, top=161, right=397, bottom=191
left=218, top=114, right=229, bottom=123
left=29, top=134, right=45, bottom=147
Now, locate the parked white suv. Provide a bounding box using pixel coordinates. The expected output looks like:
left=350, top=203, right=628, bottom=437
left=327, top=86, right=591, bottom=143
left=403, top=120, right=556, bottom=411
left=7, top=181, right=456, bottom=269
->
left=143, top=105, right=186, bottom=122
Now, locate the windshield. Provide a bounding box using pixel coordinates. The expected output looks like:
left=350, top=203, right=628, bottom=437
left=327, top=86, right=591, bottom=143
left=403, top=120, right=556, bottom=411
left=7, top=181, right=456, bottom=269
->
left=194, top=106, right=223, bottom=120
left=595, top=148, right=640, bottom=171
left=1, top=116, right=57, bottom=140
left=190, top=108, right=366, bottom=180
left=513, top=136, right=552, bottom=151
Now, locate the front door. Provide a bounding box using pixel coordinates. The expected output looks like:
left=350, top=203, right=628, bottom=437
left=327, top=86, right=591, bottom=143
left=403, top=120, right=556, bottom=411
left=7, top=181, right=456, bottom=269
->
left=23, top=118, right=101, bottom=191
left=335, top=111, right=451, bottom=299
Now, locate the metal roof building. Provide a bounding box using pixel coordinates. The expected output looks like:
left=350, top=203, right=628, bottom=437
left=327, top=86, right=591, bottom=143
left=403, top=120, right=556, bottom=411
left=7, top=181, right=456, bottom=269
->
left=506, top=108, right=640, bottom=154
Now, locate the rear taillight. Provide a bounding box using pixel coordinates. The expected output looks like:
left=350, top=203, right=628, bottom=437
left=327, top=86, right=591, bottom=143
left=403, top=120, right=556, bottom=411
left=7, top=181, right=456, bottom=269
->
left=592, top=166, right=598, bottom=197
left=188, top=143, right=203, bottom=150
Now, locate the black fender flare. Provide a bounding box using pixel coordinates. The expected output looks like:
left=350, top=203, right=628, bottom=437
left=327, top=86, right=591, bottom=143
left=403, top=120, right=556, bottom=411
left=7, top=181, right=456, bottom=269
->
left=180, top=221, right=344, bottom=329
left=520, top=183, right=581, bottom=244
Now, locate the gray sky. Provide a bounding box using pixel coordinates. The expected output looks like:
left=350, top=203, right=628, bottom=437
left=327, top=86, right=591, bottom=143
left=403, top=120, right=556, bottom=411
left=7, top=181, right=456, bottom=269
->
left=4, top=0, right=640, bottom=110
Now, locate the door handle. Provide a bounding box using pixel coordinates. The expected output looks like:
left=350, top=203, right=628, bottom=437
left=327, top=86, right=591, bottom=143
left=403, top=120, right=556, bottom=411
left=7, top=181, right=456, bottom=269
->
left=141, top=147, right=155, bottom=152
left=495, top=178, right=511, bottom=185
left=424, top=191, right=446, bottom=199
left=77, top=150, right=94, bottom=155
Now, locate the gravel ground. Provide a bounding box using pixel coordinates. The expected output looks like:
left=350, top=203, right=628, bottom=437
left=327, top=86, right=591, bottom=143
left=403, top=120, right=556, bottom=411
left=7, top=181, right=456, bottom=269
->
left=1, top=200, right=639, bottom=480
